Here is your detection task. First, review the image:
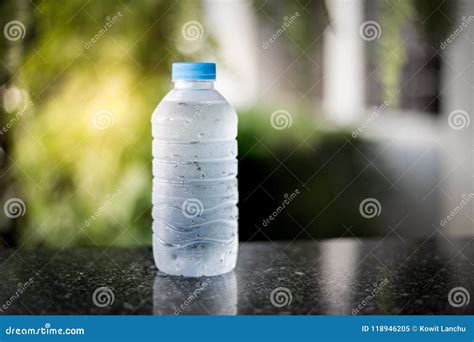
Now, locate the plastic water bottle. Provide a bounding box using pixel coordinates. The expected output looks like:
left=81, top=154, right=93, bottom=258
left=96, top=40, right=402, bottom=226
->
left=152, top=63, right=238, bottom=277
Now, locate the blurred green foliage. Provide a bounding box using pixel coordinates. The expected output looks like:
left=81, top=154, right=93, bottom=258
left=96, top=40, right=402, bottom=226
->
left=377, top=0, right=456, bottom=105
left=6, top=0, right=205, bottom=246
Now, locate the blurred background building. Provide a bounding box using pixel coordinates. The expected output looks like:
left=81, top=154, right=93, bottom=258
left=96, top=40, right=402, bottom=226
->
left=0, top=0, right=472, bottom=248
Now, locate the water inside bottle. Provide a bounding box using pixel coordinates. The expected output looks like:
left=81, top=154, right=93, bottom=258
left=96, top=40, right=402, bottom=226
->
left=152, top=99, right=238, bottom=277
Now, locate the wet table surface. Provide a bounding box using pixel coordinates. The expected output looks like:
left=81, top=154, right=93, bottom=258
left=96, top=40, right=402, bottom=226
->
left=0, top=237, right=472, bottom=315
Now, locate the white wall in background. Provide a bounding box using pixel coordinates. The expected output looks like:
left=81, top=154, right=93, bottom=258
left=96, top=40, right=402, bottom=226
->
left=204, top=0, right=258, bottom=108
left=440, top=1, right=474, bottom=237
left=323, top=0, right=365, bottom=124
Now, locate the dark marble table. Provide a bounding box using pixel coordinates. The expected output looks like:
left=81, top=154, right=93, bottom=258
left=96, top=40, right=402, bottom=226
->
left=0, top=237, right=472, bottom=315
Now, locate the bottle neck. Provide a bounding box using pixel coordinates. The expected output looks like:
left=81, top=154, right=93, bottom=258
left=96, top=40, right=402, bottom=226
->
left=173, top=80, right=214, bottom=90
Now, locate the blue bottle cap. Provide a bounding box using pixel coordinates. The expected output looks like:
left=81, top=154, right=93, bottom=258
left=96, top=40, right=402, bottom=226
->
left=172, top=62, right=216, bottom=81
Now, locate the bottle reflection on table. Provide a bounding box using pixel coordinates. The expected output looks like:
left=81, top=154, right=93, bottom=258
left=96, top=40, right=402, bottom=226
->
left=153, top=271, right=237, bottom=315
